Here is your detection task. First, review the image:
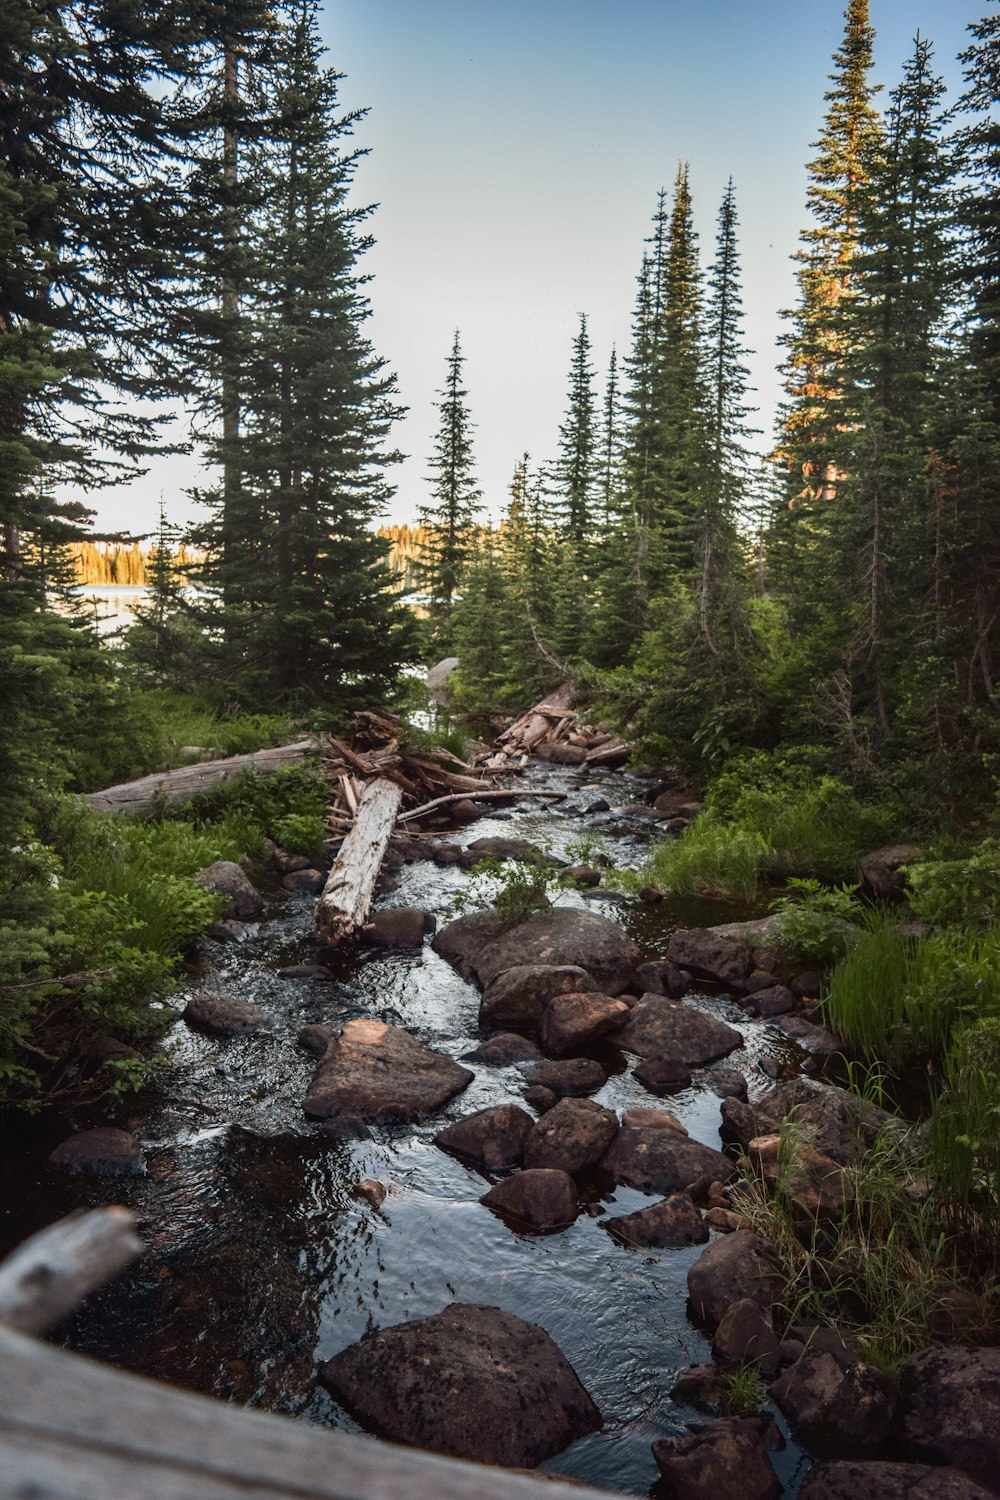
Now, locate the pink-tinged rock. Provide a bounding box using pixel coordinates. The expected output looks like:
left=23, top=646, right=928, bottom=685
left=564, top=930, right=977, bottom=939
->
left=304, top=1019, right=472, bottom=1123
left=538, top=991, right=631, bottom=1055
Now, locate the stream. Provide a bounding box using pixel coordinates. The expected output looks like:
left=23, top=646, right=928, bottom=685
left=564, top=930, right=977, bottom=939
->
left=0, top=759, right=817, bottom=1497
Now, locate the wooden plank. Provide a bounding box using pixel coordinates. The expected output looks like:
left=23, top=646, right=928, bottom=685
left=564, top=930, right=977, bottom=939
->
left=315, top=778, right=403, bottom=944
left=85, top=740, right=317, bottom=817
left=0, top=1325, right=615, bottom=1500
left=0, top=1209, right=143, bottom=1336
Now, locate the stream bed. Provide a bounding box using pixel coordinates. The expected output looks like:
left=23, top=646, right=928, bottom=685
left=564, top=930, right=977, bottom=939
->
left=0, top=760, right=817, bottom=1497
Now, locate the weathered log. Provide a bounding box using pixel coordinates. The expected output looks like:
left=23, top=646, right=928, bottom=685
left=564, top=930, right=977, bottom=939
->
left=316, top=777, right=403, bottom=944
left=397, top=789, right=567, bottom=824
left=0, top=1209, right=143, bottom=1336
left=0, top=1323, right=615, bottom=1500
left=85, top=739, right=316, bottom=816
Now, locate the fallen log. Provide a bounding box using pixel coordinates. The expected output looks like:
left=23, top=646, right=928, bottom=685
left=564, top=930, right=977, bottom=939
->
left=316, top=777, right=403, bottom=945
left=0, top=1208, right=143, bottom=1337
left=397, top=789, right=567, bottom=824
left=86, top=739, right=317, bottom=817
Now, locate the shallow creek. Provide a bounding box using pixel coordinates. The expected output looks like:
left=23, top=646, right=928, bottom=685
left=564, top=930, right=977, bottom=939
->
left=0, top=761, right=818, bottom=1497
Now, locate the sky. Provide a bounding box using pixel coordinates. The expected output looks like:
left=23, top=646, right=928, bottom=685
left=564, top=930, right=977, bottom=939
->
left=92, top=0, right=978, bottom=536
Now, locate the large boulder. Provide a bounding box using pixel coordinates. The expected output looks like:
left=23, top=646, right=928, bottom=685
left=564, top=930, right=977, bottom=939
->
left=479, top=964, right=599, bottom=1030
left=801, top=1463, right=996, bottom=1500
left=434, top=1104, right=535, bottom=1174
left=427, top=656, right=460, bottom=706
left=900, top=1346, right=1000, bottom=1488
left=755, top=1078, right=890, bottom=1165
left=770, top=1335, right=896, bottom=1457
left=860, top=844, right=923, bottom=900
left=604, top=1192, right=708, bottom=1249
left=600, top=1126, right=732, bottom=1198
left=361, top=907, right=434, bottom=948
left=666, top=928, right=753, bottom=987
left=194, top=859, right=264, bottom=920
left=687, top=1231, right=782, bottom=1333
left=523, top=1097, right=619, bottom=1175
left=712, top=1298, right=781, bottom=1376
left=538, top=991, right=631, bottom=1055
left=303, top=1019, right=473, bottom=1123
left=611, top=994, right=743, bottom=1066
left=480, top=1169, right=579, bottom=1234
left=434, top=907, right=640, bottom=995
left=522, top=1057, right=607, bottom=1097
left=320, top=1303, right=601, bottom=1466
left=49, top=1127, right=144, bottom=1176
left=651, top=1416, right=783, bottom=1500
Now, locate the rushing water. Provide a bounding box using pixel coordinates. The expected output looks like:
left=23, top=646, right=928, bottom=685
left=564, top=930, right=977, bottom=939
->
left=0, top=762, right=815, bottom=1497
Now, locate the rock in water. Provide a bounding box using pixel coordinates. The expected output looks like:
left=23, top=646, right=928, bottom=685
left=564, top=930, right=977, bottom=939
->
left=434, top=1104, right=535, bottom=1173
left=538, top=991, right=631, bottom=1055
left=320, top=1303, right=602, bottom=1466
left=666, top=928, right=753, bottom=986
left=612, top=994, right=743, bottom=1066
left=303, top=1018, right=472, bottom=1123
left=481, top=1169, right=579, bottom=1234
left=652, top=1416, right=783, bottom=1500
left=194, top=859, right=264, bottom=920
left=479, top=964, right=599, bottom=1029
left=600, top=1125, right=732, bottom=1198
left=523, top=1097, right=619, bottom=1175
left=604, top=1193, right=708, bottom=1249
left=434, top=907, right=640, bottom=994
left=49, top=1127, right=145, bottom=1176
left=183, top=994, right=265, bottom=1037
left=801, top=1462, right=996, bottom=1500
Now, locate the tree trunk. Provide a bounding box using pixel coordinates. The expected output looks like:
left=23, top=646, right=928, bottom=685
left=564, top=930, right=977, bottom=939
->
left=85, top=740, right=316, bottom=816
left=315, top=777, right=403, bottom=945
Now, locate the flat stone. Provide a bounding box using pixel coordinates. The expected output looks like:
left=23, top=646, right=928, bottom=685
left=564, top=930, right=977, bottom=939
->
left=604, top=1192, right=707, bottom=1248
left=304, top=1019, right=473, bottom=1123
left=901, top=1346, right=1000, bottom=1488
left=666, top=928, right=753, bottom=986
left=436, top=908, right=640, bottom=995
left=538, top=991, right=631, bottom=1055
left=746, top=984, right=797, bottom=1018
left=523, top=1098, right=619, bottom=1175
left=435, top=1104, right=535, bottom=1173
left=621, top=1106, right=687, bottom=1134
left=801, top=1462, right=996, bottom=1500
left=49, top=1127, right=145, bottom=1176
left=194, top=859, right=264, bottom=920
left=183, top=993, right=265, bottom=1037
left=523, top=1057, right=607, bottom=1096
left=687, top=1232, right=782, bottom=1333
left=600, top=1126, right=732, bottom=1198
left=652, top=1416, right=783, bottom=1500
left=464, top=1032, right=543, bottom=1064
left=320, top=1303, right=601, bottom=1466
left=481, top=1168, right=579, bottom=1234
left=612, top=994, right=743, bottom=1065
left=362, top=907, right=435, bottom=948
left=480, top=964, right=599, bottom=1029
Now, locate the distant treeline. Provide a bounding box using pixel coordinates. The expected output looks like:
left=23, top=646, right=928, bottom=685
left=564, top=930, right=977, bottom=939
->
left=70, top=526, right=430, bottom=590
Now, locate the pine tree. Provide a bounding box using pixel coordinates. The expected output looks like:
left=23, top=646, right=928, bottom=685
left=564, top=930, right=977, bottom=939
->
left=418, top=331, right=483, bottom=642
left=550, top=315, right=597, bottom=544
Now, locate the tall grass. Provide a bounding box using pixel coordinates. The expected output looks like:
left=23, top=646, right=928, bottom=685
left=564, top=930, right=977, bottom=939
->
left=931, top=1018, right=1000, bottom=1255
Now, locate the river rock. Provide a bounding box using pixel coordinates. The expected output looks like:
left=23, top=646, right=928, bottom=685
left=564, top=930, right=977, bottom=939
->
left=756, top=1077, right=889, bottom=1164
left=633, top=1057, right=693, bottom=1093
left=361, top=907, right=435, bottom=948
left=296, top=1023, right=335, bottom=1056
left=801, top=1462, right=997, bottom=1500
left=479, top=964, right=599, bottom=1029
left=612, top=994, right=743, bottom=1066
left=320, top=1303, right=601, bottom=1466
left=633, top=959, right=690, bottom=997
left=600, top=1126, right=732, bottom=1198
left=280, top=867, right=325, bottom=894
left=621, top=1105, right=687, bottom=1134
left=523, top=1084, right=558, bottom=1113
left=49, top=1127, right=145, bottom=1176
left=183, top=993, right=265, bottom=1037
left=205, top=919, right=247, bottom=943
left=523, top=1097, right=619, bottom=1175
left=464, top=1032, right=543, bottom=1064
left=523, top=1057, right=607, bottom=1096
left=604, top=1192, right=707, bottom=1248
left=436, top=907, right=641, bottom=995
left=749, top=1133, right=848, bottom=1219
left=776, top=1014, right=843, bottom=1053
left=194, top=859, right=264, bottom=920
left=770, top=1339, right=896, bottom=1457
left=304, top=1019, right=473, bottom=1123
left=435, top=1104, right=535, bottom=1173
left=481, top=1168, right=579, bottom=1233
left=900, top=1346, right=1000, bottom=1487
left=651, top=1416, right=782, bottom=1500
left=687, top=1232, right=782, bottom=1332
left=712, top=1298, right=781, bottom=1376
left=859, top=844, right=922, bottom=900
left=746, top=984, right=797, bottom=1018
left=278, top=962, right=333, bottom=979
left=352, top=1179, right=387, bottom=1209
left=666, top=928, right=753, bottom=987
left=538, top=991, right=631, bottom=1055
left=464, top=836, right=553, bottom=866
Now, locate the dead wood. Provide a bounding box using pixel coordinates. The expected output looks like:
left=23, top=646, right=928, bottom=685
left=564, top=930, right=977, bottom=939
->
left=86, top=739, right=317, bottom=816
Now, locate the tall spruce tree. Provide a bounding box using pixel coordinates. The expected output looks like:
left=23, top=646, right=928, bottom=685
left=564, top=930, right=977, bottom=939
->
left=418, top=331, right=483, bottom=643
left=550, top=314, right=597, bottom=544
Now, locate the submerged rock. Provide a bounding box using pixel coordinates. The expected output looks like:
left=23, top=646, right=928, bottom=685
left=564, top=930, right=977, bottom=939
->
left=319, top=1303, right=601, bottom=1466
left=463, top=1032, right=543, bottom=1064
left=434, top=1103, right=535, bottom=1173
left=49, top=1127, right=145, bottom=1176
left=304, top=1018, right=472, bottom=1123
left=362, top=907, right=435, bottom=948
left=480, top=1169, right=579, bottom=1234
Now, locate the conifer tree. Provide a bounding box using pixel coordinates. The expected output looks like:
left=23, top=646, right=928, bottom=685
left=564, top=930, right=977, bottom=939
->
left=418, top=331, right=483, bottom=642
left=550, top=315, right=597, bottom=544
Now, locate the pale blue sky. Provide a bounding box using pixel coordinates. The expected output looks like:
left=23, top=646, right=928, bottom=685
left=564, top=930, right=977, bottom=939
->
left=95, top=0, right=978, bottom=533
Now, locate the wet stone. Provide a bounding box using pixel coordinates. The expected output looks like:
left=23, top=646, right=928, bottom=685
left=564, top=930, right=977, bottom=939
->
left=522, top=1084, right=558, bottom=1113
left=633, top=1057, right=693, bottom=1094
left=600, top=1126, right=732, bottom=1199
left=776, top=1015, right=843, bottom=1054
left=49, top=1127, right=145, bottom=1176
left=183, top=993, right=266, bottom=1037
left=319, top=1303, right=601, bottom=1467
left=463, top=1032, right=543, bottom=1065
left=278, top=963, right=333, bottom=980
left=621, top=1106, right=687, bottom=1134
left=205, top=919, right=247, bottom=944
left=604, top=1192, right=708, bottom=1249
left=652, top=1416, right=783, bottom=1500
left=280, top=868, right=325, bottom=894
left=362, top=907, right=435, bottom=948
left=435, top=1103, right=535, bottom=1173
left=687, top=1231, right=782, bottom=1333
left=523, top=1097, right=619, bottom=1176
left=479, top=964, right=599, bottom=1030
left=712, top=1298, right=781, bottom=1376
left=522, top=1057, right=607, bottom=1097
left=537, top=991, right=631, bottom=1056
left=746, top=984, right=796, bottom=1018
left=666, top=928, right=753, bottom=987
left=304, top=1019, right=473, bottom=1124
left=481, top=1168, right=579, bottom=1234
left=633, top=960, right=689, bottom=997
left=612, top=994, right=743, bottom=1066
left=770, top=1344, right=896, bottom=1458
left=296, top=1023, right=335, bottom=1057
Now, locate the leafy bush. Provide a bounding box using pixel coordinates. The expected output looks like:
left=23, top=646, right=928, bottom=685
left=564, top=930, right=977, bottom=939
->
left=770, top=878, right=863, bottom=965
left=448, top=858, right=556, bottom=932
left=906, top=841, right=1000, bottom=928
left=931, top=1018, right=1000, bottom=1250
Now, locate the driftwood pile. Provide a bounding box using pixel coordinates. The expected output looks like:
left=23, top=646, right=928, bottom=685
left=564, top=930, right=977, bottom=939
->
left=475, top=684, right=630, bottom=774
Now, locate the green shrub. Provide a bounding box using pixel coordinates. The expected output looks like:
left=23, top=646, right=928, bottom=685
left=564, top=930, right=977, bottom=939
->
left=272, top=811, right=326, bottom=861
left=627, top=813, right=768, bottom=900
left=447, top=858, right=556, bottom=933
left=906, top=841, right=1000, bottom=928
left=931, top=1018, right=1000, bottom=1250
left=770, top=878, right=863, bottom=965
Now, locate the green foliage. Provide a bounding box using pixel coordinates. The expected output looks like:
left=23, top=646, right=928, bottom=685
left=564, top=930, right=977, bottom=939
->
left=931, top=1018, right=1000, bottom=1252
left=770, top=877, right=862, bottom=965
left=447, top=858, right=556, bottom=933
left=719, top=1365, right=767, bottom=1417
left=628, top=814, right=768, bottom=901
left=271, top=812, right=325, bottom=861
left=906, top=841, right=1000, bottom=928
